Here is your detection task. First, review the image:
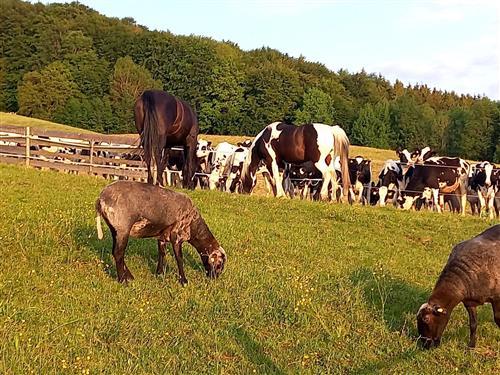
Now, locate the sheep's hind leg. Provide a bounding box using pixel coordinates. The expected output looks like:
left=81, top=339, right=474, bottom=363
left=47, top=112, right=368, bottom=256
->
left=112, top=231, right=133, bottom=283
left=492, top=300, right=500, bottom=328
left=465, top=304, right=478, bottom=348
left=156, top=240, right=167, bottom=275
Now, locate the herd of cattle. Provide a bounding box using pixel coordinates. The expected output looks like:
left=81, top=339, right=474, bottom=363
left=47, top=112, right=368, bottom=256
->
left=1, top=130, right=499, bottom=218
left=189, top=140, right=499, bottom=219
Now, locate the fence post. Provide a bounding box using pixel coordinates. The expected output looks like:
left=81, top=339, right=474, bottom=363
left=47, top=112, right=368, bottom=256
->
left=25, top=126, right=30, bottom=167
left=89, top=139, right=94, bottom=174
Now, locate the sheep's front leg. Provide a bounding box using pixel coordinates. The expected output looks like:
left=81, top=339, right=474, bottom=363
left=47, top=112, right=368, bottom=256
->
left=156, top=240, right=167, bottom=275
left=172, top=241, right=188, bottom=285
left=465, top=304, right=478, bottom=348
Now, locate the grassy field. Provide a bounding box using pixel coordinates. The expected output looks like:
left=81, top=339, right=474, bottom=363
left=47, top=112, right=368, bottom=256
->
left=0, top=163, right=499, bottom=374
left=0, top=112, right=98, bottom=134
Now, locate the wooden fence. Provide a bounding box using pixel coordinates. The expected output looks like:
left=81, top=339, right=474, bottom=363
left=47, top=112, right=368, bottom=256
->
left=0, top=125, right=150, bottom=181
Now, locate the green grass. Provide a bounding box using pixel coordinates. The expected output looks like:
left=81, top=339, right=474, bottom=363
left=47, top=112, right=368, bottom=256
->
left=0, top=164, right=499, bottom=373
left=0, top=112, right=97, bottom=134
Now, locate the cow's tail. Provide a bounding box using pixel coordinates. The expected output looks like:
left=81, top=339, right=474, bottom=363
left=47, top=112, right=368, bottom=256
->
left=95, top=198, right=104, bottom=240
left=332, top=126, right=351, bottom=193
left=139, top=91, right=160, bottom=182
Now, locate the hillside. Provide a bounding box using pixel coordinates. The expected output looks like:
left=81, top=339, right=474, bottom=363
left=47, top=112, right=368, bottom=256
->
left=0, top=163, right=498, bottom=373
left=1, top=0, right=499, bottom=162
left=0, top=112, right=97, bottom=134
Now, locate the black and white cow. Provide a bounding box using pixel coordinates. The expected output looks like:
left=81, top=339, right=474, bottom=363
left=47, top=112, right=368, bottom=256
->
left=396, top=146, right=435, bottom=166
left=469, top=161, right=499, bottom=219
left=412, top=146, right=436, bottom=164
left=224, top=146, right=250, bottom=193
left=373, top=157, right=414, bottom=206
left=195, top=139, right=214, bottom=189
left=208, top=142, right=238, bottom=191
left=283, top=161, right=323, bottom=200
left=398, top=157, right=470, bottom=215
left=347, top=156, right=372, bottom=204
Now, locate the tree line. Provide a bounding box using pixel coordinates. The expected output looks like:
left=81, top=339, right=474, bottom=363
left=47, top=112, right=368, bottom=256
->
left=1, top=0, right=499, bottom=162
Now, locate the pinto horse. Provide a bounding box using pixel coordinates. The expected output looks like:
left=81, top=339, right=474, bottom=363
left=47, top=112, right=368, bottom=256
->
left=241, top=122, right=351, bottom=200
left=134, top=90, right=199, bottom=189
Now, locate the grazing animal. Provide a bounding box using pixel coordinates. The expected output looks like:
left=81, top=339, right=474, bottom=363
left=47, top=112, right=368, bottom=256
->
left=375, top=160, right=413, bottom=206
left=417, top=224, right=500, bottom=348
left=398, top=157, right=470, bottom=215
left=241, top=122, right=350, bottom=200
left=412, top=146, right=436, bottom=164
left=225, top=146, right=250, bottom=193
left=95, top=181, right=226, bottom=285
left=195, top=139, right=214, bottom=189
left=208, top=142, right=238, bottom=191
left=135, top=90, right=199, bottom=189
left=470, top=161, right=499, bottom=219
left=348, top=156, right=372, bottom=204
left=283, top=161, right=323, bottom=200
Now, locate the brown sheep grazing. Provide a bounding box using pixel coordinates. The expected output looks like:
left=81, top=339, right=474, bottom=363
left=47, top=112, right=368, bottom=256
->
left=95, top=181, right=226, bottom=285
left=417, top=224, right=500, bottom=348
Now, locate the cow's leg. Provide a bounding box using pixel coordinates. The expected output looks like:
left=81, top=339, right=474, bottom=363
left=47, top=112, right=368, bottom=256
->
left=357, top=183, right=364, bottom=204
left=111, top=230, right=133, bottom=283
left=379, top=186, right=388, bottom=207
left=487, top=191, right=495, bottom=219
left=158, top=149, right=170, bottom=187
left=464, top=304, right=478, bottom=348
left=459, top=184, right=467, bottom=216
left=156, top=239, right=167, bottom=275
left=432, top=189, right=441, bottom=213
left=477, top=190, right=486, bottom=217
left=172, top=241, right=187, bottom=285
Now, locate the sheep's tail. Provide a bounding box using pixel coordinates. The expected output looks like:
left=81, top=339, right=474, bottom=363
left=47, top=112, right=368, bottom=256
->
left=95, top=199, right=104, bottom=240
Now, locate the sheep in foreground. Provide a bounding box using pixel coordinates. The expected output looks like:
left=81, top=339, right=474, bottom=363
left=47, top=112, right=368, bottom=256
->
left=95, top=181, right=226, bottom=285
left=417, top=224, right=500, bottom=348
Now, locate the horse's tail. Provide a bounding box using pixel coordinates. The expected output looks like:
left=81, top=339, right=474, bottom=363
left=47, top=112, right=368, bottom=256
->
left=139, top=91, right=160, bottom=181
left=333, top=125, right=351, bottom=193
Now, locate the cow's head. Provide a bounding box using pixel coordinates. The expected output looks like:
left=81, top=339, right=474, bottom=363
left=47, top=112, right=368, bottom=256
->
left=472, top=162, right=494, bottom=188
left=237, top=140, right=253, bottom=148
left=196, top=139, right=212, bottom=158
left=396, top=147, right=413, bottom=165
left=412, top=147, right=436, bottom=164
left=397, top=193, right=416, bottom=210
left=416, top=303, right=450, bottom=349
left=357, top=159, right=372, bottom=184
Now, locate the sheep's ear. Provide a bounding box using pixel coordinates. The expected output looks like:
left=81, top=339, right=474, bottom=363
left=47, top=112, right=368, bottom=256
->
left=433, top=305, right=447, bottom=315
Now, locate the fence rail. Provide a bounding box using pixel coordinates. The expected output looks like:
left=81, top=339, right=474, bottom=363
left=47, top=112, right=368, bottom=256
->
left=0, top=126, right=149, bottom=181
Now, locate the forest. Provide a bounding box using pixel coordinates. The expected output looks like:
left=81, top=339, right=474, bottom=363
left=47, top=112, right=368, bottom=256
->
left=1, top=0, right=499, bottom=162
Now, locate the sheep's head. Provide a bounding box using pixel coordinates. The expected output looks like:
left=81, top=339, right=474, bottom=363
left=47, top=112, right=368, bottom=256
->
left=416, top=303, right=449, bottom=349
left=205, top=247, right=226, bottom=279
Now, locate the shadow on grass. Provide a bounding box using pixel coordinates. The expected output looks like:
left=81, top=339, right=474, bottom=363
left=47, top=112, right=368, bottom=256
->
left=348, top=268, right=428, bottom=373
left=73, top=224, right=205, bottom=281
left=350, top=267, right=428, bottom=333
left=232, top=326, right=285, bottom=375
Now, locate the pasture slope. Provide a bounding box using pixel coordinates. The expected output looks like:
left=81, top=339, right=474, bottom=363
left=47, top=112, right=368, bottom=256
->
left=0, top=163, right=499, bottom=374
left=1, top=112, right=395, bottom=174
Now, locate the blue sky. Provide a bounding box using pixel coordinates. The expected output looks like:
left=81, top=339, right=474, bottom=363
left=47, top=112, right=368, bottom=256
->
left=38, top=0, right=499, bottom=99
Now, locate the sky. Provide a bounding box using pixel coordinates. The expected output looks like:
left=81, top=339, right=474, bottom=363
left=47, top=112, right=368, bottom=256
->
left=37, top=0, right=500, bottom=100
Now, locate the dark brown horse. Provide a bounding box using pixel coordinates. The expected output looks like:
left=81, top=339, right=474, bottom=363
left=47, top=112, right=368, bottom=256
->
left=134, top=90, right=199, bottom=189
